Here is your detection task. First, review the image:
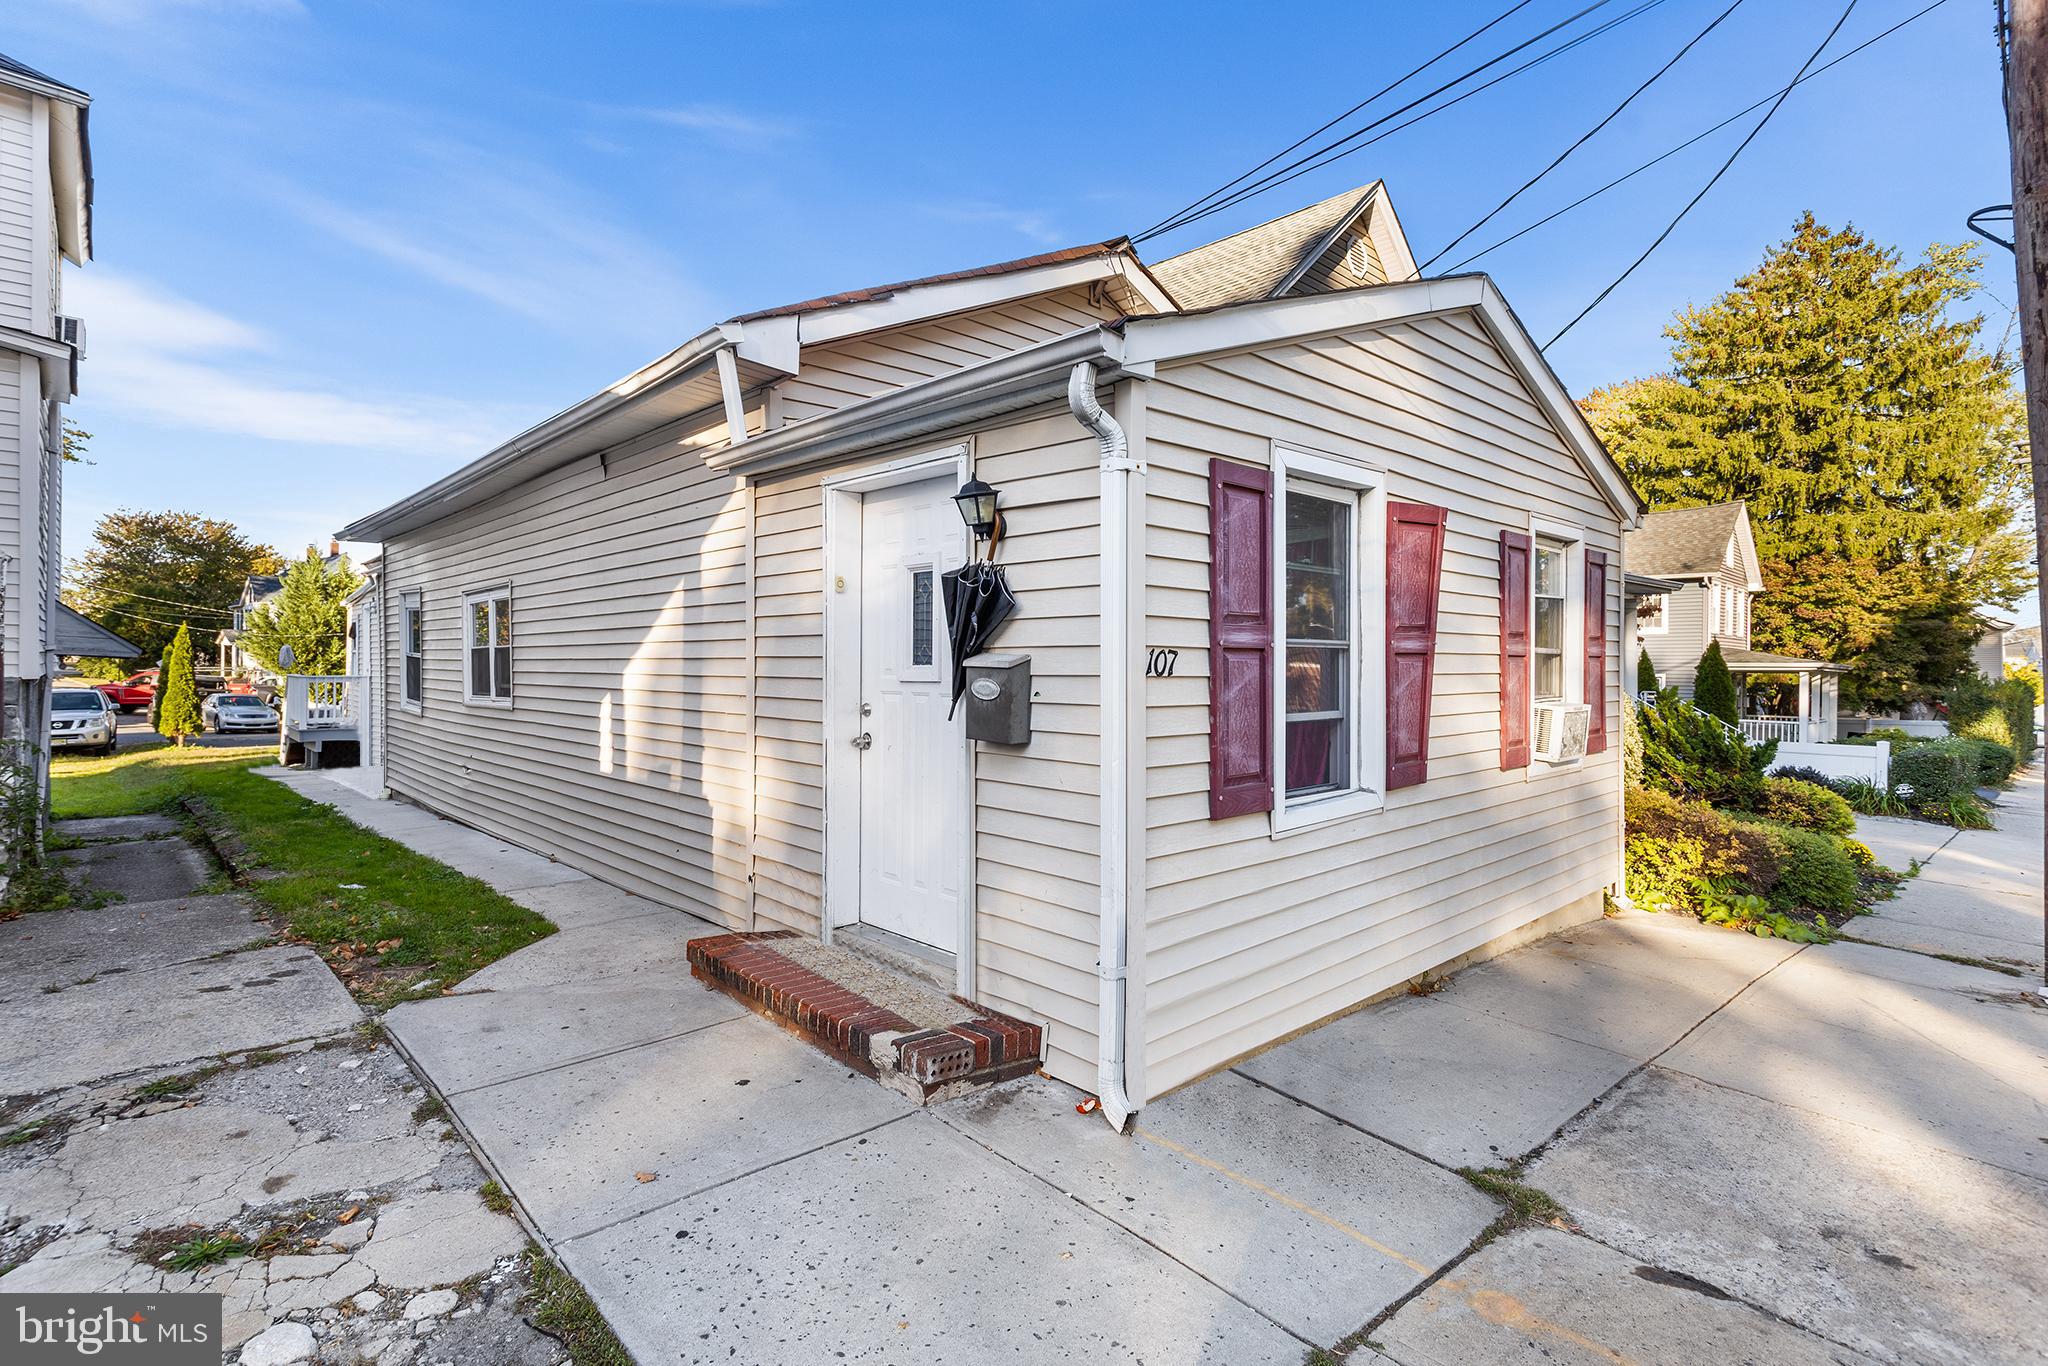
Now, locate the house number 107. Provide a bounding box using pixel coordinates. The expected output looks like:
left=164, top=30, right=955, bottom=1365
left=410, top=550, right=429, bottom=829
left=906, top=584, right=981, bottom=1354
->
left=1144, top=648, right=1178, bottom=678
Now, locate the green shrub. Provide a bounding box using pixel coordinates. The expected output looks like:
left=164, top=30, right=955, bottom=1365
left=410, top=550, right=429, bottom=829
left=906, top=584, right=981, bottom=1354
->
left=2009, top=660, right=2044, bottom=705
left=1829, top=777, right=1909, bottom=817
left=1739, top=819, right=1860, bottom=915
left=1997, top=677, right=2037, bottom=756
left=1842, top=726, right=1916, bottom=747
left=1757, top=777, right=1854, bottom=835
left=1770, top=764, right=1832, bottom=787
left=1693, top=640, right=1739, bottom=725
left=1637, top=648, right=1659, bottom=696
left=157, top=625, right=203, bottom=745
left=1625, top=788, right=1785, bottom=911
left=1890, top=739, right=1978, bottom=808
left=1946, top=675, right=2038, bottom=758
left=1637, top=695, right=1776, bottom=809
left=1954, top=736, right=2018, bottom=787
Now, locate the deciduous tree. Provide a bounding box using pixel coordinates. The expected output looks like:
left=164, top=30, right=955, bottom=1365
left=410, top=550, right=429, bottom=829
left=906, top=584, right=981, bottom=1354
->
left=64, top=511, right=281, bottom=674
left=1585, top=215, right=2033, bottom=710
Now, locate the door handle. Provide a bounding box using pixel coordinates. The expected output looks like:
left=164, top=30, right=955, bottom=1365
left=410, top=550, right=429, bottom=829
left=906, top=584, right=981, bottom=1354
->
left=852, top=732, right=872, bottom=750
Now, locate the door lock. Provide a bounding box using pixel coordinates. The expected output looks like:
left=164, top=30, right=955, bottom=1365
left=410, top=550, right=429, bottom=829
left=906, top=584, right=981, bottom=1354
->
left=852, top=732, right=873, bottom=750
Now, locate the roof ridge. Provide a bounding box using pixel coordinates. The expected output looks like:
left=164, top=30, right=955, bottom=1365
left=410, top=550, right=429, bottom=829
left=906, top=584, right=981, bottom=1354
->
left=1149, top=182, right=1379, bottom=267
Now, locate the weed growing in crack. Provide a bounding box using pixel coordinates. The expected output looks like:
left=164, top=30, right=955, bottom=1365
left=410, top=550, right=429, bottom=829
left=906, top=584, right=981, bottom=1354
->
left=0, top=1118, right=54, bottom=1147
left=133, top=1065, right=224, bottom=1102
left=522, top=1243, right=632, bottom=1366
left=479, top=1180, right=512, bottom=1216
left=163, top=1232, right=248, bottom=1271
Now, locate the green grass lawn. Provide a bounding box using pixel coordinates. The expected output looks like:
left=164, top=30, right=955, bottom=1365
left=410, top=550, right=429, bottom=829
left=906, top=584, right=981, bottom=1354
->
left=51, top=745, right=556, bottom=1008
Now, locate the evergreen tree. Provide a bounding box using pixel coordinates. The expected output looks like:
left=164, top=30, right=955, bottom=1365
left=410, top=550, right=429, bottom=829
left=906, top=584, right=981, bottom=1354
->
left=1693, top=640, right=1740, bottom=725
left=1584, top=215, right=2032, bottom=711
left=157, top=625, right=203, bottom=746
left=237, top=549, right=362, bottom=677
left=1637, top=647, right=1659, bottom=696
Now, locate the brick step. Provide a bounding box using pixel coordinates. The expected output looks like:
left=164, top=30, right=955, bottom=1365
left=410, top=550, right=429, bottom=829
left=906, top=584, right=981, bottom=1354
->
left=686, top=931, right=1044, bottom=1103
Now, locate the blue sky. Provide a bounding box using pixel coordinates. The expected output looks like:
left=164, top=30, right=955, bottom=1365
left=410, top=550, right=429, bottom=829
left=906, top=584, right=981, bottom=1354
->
left=0, top=0, right=2022, bottom=614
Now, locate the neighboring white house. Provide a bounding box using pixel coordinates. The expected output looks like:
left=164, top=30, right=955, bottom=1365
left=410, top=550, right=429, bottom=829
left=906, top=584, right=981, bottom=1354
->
left=216, top=571, right=284, bottom=678
left=0, top=53, right=91, bottom=808
left=337, top=183, right=1641, bottom=1122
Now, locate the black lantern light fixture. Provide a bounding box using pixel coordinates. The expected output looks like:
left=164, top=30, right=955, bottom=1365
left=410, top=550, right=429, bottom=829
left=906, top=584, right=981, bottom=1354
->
left=953, top=476, right=1001, bottom=542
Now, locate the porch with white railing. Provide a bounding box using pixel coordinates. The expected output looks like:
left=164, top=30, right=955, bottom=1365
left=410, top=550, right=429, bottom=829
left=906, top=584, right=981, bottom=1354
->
left=1739, top=715, right=1822, bottom=745
left=281, top=675, right=363, bottom=767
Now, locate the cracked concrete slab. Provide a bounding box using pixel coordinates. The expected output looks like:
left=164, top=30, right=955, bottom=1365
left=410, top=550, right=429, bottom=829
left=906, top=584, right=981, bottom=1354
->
left=52, top=814, right=181, bottom=841
left=0, top=894, right=272, bottom=1004
left=1236, top=991, right=1636, bottom=1168
left=353, top=1188, right=523, bottom=1288
left=389, top=974, right=742, bottom=1095
left=1850, top=884, right=2046, bottom=972
left=503, top=877, right=705, bottom=933
left=1657, top=940, right=2048, bottom=1179
left=1851, top=814, right=1956, bottom=872
left=53, top=837, right=213, bottom=902
left=942, top=1073, right=1495, bottom=1344
left=1378, top=1225, right=1881, bottom=1365
left=0, top=945, right=361, bottom=1095
left=563, top=1112, right=1308, bottom=1366
left=1530, top=1067, right=2048, bottom=1366
left=450, top=1017, right=911, bottom=1241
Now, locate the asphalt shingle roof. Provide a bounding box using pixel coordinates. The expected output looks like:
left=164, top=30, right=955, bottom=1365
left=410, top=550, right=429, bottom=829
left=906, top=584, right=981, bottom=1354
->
left=0, top=52, right=87, bottom=100
left=1624, top=502, right=1746, bottom=578
left=1148, top=184, right=1379, bottom=310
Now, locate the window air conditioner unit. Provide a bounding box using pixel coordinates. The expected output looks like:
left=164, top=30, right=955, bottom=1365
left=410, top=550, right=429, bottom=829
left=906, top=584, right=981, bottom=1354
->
left=1533, top=702, right=1592, bottom=763
left=54, top=315, right=84, bottom=357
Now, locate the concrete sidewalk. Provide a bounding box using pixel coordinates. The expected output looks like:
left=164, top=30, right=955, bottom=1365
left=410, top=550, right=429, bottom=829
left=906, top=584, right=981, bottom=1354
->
left=1851, top=764, right=2045, bottom=973
left=281, top=768, right=2046, bottom=1365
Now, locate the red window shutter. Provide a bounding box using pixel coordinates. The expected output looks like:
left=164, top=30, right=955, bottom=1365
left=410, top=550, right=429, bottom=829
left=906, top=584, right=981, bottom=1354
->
left=1208, top=458, right=1274, bottom=819
left=1584, top=548, right=1609, bottom=754
left=1500, top=530, right=1532, bottom=770
left=1385, top=502, right=1447, bottom=790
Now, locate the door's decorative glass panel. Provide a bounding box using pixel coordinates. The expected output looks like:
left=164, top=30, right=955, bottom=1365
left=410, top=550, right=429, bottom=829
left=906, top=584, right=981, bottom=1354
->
left=909, top=569, right=934, bottom=667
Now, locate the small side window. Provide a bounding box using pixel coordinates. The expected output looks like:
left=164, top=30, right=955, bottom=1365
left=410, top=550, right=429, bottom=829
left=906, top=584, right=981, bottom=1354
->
left=462, top=589, right=512, bottom=703
left=401, top=592, right=424, bottom=710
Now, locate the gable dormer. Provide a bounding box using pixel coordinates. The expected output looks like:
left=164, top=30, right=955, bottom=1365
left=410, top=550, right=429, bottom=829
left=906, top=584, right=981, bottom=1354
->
left=1146, top=182, right=1418, bottom=310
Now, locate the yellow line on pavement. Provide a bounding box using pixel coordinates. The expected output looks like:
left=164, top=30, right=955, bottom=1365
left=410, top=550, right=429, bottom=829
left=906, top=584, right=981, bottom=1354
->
left=1133, top=1124, right=1640, bottom=1366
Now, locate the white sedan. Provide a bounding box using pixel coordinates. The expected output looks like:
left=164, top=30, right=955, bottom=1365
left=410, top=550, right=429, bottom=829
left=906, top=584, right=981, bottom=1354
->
left=203, top=692, right=280, bottom=733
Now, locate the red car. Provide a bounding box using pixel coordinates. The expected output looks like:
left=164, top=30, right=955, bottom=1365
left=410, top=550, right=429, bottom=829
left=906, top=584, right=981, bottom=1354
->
left=96, top=671, right=157, bottom=712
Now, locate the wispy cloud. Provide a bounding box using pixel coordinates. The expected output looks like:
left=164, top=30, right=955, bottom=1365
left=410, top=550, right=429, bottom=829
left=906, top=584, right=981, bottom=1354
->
left=264, top=139, right=703, bottom=341
left=598, top=102, right=798, bottom=148
left=66, top=271, right=511, bottom=452
left=922, top=200, right=1065, bottom=246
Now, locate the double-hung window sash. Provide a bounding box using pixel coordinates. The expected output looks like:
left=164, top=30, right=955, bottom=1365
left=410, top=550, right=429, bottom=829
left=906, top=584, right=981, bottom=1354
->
left=466, top=592, right=512, bottom=702
left=1532, top=540, right=1567, bottom=702
left=1283, top=487, right=1353, bottom=798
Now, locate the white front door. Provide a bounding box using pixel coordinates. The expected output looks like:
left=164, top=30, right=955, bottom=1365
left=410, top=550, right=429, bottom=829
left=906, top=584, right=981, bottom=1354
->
left=856, top=474, right=968, bottom=951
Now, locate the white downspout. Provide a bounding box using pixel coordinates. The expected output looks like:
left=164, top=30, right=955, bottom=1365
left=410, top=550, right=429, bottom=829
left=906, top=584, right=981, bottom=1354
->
left=1068, top=360, right=1137, bottom=1133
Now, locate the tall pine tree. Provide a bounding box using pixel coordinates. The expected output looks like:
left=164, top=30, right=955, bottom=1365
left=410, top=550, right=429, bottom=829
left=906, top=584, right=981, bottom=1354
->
left=1584, top=215, right=2032, bottom=711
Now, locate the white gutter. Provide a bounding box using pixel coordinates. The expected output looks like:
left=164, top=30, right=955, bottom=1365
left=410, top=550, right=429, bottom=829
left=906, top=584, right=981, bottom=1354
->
left=1067, top=360, right=1139, bottom=1133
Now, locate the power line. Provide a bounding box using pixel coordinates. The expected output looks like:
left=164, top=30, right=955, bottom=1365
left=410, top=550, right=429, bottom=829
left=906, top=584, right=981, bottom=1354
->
left=1421, top=0, right=1751, bottom=271
left=1543, top=0, right=1863, bottom=350
left=1136, top=0, right=1542, bottom=241
left=1441, top=0, right=1953, bottom=274
left=1137, top=0, right=1675, bottom=245
left=91, top=589, right=234, bottom=615
left=88, top=605, right=226, bottom=631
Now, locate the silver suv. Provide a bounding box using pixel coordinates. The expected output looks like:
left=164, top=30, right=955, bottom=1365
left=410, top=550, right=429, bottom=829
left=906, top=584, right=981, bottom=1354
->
left=50, top=687, right=117, bottom=756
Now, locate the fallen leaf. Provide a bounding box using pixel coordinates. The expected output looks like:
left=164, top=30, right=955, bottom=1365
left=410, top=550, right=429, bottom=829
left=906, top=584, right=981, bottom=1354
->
left=336, top=1205, right=361, bottom=1225
left=634, top=1172, right=657, bottom=1184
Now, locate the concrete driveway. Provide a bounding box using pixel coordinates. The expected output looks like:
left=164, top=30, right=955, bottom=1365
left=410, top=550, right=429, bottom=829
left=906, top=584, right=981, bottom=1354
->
left=285, top=767, right=2047, bottom=1365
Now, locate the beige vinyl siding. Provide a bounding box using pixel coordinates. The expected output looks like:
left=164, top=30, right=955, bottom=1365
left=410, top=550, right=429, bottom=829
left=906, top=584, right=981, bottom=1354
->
left=1139, top=310, right=1623, bottom=1097
left=774, top=287, right=1118, bottom=425
left=0, top=356, right=22, bottom=676
left=379, top=424, right=753, bottom=926
left=1289, top=227, right=1385, bottom=295
left=747, top=408, right=1105, bottom=1089
left=1640, top=580, right=1709, bottom=696
left=0, top=90, right=32, bottom=330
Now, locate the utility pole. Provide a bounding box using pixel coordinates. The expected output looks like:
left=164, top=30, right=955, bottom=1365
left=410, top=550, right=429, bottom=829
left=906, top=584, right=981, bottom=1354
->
left=1999, top=0, right=2048, bottom=987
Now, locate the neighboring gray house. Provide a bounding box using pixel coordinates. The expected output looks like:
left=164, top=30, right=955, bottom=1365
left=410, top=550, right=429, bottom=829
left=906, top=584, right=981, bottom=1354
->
left=0, top=52, right=91, bottom=810
left=337, top=182, right=1641, bottom=1125
left=1626, top=500, right=1842, bottom=744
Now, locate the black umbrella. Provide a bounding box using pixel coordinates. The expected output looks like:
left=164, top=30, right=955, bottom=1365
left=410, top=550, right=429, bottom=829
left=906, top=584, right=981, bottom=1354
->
left=942, top=560, right=1017, bottom=717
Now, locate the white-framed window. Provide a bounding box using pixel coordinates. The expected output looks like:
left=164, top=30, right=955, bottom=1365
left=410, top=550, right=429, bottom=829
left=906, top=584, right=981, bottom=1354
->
left=1534, top=539, right=1569, bottom=702
left=400, top=591, right=424, bottom=712
left=1636, top=592, right=1667, bottom=635
left=462, top=587, right=512, bottom=704
left=1273, top=445, right=1386, bottom=832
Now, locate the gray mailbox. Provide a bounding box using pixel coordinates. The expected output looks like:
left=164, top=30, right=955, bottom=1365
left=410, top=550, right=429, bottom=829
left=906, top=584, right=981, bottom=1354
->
left=963, top=653, right=1032, bottom=745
